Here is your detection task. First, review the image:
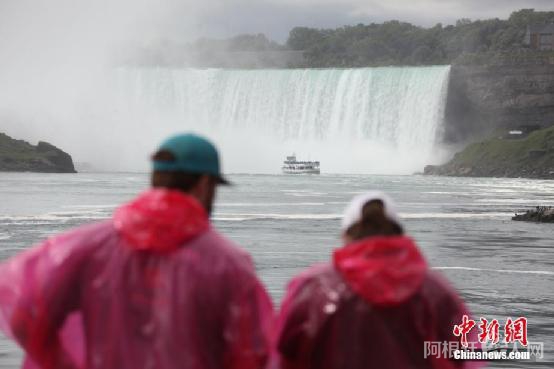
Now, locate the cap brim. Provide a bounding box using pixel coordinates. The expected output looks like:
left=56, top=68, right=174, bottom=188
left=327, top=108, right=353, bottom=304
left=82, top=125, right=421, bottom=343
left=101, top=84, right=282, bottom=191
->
left=216, top=175, right=232, bottom=186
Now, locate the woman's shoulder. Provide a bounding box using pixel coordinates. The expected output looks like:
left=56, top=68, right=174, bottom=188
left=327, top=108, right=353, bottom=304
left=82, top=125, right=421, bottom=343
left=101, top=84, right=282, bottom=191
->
left=419, top=270, right=467, bottom=316
left=283, top=262, right=352, bottom=310
left=289, top=263, right=340, bottom=289
left=422, top=270, right=462, bottom=298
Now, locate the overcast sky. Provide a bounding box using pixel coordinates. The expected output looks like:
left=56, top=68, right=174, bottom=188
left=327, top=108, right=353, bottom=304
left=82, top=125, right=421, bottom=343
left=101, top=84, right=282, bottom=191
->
left=178, top=0, right=554, bottom=42
left=1, top=0, right=554, bottom=48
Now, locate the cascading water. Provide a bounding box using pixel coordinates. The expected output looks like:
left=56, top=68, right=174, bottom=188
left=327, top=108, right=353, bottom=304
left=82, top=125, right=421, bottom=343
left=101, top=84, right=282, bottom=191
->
left=1, top=66, right=451, bottom=174
left=112, top=66, right=451, bottom=174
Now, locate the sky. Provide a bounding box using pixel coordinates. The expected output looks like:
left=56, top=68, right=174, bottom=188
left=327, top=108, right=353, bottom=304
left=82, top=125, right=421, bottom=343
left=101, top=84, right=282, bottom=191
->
left=173, top=0, right=554, bottom=42
left=1, top=0, right=554, bottom=48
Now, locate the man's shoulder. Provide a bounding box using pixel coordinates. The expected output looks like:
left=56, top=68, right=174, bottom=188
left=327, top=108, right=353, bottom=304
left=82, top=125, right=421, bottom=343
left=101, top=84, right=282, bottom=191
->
left=53, top=220, right=114, bottom=243
left=187, top=228, right=254, bottom=270
left=2, top=220, right=115, bottom=273
left=40, top=220, right=115, bottom=255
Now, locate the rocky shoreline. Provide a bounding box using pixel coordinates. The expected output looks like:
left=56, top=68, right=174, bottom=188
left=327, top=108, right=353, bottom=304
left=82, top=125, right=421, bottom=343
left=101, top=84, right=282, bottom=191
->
left=424, top=126, right=554, bottom=179
left=513, top=206, right=554, bottom=223
left=0, top=132, right=77, bottom=173
left=423, top=163, right=554, bottom=179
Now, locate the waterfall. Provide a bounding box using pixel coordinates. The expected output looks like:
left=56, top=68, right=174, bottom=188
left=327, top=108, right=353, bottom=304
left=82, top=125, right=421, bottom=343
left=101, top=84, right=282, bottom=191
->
left=1, top=66, right=451, bottom=174
left=112, top=66, right=451, bottom=174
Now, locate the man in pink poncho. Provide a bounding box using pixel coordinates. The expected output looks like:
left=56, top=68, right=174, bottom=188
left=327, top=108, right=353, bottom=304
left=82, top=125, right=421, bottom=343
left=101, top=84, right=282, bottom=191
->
left=275, top=192, right=485, bottom=369
left=0, top=133, right=273, bottom=369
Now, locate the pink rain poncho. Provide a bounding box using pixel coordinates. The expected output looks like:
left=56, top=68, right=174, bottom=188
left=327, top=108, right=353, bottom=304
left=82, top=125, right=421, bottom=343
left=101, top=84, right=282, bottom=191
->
left=0, top=189, right=273, bottom=369
left=275, top=236, right=485, bottom=369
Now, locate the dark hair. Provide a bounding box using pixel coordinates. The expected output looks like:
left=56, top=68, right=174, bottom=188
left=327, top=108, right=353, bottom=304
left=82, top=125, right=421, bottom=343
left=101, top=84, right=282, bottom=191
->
left=345, top=199, right=404, bottom=240
left=151, top=150, right=202, bottom=192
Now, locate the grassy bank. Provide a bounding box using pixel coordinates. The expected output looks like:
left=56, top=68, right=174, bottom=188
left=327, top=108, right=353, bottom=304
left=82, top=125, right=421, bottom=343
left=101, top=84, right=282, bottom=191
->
left=425, top=126, right=554, bottom=178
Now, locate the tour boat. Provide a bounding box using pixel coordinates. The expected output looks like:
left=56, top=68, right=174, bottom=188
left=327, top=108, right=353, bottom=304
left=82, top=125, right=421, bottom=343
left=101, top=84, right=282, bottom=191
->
left=282, top=155, right=320, bottom=174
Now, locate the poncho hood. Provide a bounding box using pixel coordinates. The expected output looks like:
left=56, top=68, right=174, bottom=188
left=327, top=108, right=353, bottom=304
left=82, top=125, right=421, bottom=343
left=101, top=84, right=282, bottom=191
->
left=333, top=236, right=427, bottom=306
left=113, top=188, right=209, bottom=252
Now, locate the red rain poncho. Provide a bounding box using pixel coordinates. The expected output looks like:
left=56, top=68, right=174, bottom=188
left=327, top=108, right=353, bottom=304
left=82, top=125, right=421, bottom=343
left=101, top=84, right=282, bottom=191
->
left=276, top=236, right=484, bottom=369
left=0, top=189, right=273, bottom=369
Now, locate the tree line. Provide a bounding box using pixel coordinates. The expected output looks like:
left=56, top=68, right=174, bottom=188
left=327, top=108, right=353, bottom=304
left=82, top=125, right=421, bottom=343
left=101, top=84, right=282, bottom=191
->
left=127, top=9, right=554, bottom=67
left=285, top=9, right=554, bottom=67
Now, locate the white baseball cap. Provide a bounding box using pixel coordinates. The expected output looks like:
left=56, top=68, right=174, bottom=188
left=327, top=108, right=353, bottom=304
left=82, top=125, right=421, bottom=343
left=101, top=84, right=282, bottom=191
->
left=341, top=191, right=401, bottom=232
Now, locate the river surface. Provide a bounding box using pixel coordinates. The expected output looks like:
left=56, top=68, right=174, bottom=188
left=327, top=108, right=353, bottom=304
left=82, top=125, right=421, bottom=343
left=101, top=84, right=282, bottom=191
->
left=1, top=172, right=553, bottom=368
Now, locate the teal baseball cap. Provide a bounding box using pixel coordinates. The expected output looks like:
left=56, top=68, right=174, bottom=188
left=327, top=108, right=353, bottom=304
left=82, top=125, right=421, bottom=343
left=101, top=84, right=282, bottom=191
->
left=153, top=133, right=230, bottom=185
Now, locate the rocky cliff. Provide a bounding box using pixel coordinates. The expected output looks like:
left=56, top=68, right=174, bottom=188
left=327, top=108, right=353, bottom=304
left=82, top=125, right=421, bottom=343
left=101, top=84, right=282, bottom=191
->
left=443, top=60, right=554, bottom=143
left=424, top=126, right=554, bottom=179
left=0, top=133, right=77, bottom=173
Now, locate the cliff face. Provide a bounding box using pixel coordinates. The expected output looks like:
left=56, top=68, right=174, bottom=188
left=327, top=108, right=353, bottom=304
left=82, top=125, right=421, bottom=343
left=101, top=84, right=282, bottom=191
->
left=0, top=133, right=77, bottom=173
left=443, top=62, right=554, bottom=142
left=424, top=126, right=554, bottom=179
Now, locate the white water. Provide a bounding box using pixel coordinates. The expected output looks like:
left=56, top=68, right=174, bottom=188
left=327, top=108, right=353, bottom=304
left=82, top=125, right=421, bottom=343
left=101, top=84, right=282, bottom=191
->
left=2, top=66, right=451, bottom=174
left=111, top=66, right=451, bottom=174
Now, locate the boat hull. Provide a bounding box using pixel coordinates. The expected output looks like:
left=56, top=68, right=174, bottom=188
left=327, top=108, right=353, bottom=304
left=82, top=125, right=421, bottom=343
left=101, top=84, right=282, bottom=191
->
left=282, top=168, right=320, bottom=174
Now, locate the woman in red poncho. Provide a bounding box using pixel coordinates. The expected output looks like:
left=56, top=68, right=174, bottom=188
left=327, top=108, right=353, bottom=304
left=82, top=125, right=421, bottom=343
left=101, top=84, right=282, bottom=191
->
left=275, top=192, right=485, bottom=369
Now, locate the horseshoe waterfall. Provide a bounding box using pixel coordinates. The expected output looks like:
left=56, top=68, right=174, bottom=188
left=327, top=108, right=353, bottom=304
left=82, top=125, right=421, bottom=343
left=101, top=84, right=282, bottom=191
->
left=113, top=66, right=451, bottom=173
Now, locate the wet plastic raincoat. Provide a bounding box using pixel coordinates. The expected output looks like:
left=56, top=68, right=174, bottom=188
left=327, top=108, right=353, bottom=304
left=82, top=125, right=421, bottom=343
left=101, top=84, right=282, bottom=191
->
left=275, top=236, right=484, bottom=369
left=0, top=189, right=273, bottom=369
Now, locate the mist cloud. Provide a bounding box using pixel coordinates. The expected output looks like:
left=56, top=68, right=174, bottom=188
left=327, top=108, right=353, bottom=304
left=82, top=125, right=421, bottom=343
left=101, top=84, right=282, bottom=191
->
left=0, top=0, right=202, bottom=169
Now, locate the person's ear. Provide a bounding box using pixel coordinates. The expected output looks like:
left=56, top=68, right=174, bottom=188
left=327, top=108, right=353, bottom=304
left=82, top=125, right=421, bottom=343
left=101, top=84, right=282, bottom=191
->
left=198, top=175, right=212, bottom=192
left=189, top=175, right=216, bottom=214
left=198, top=174, right=212, bottom=195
